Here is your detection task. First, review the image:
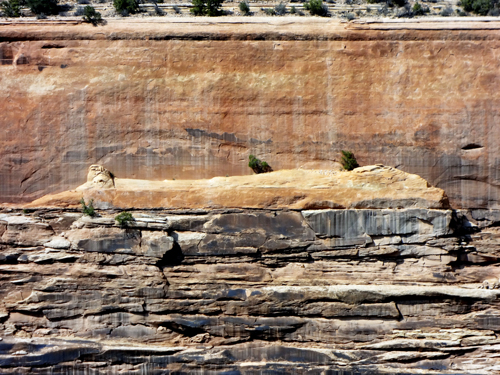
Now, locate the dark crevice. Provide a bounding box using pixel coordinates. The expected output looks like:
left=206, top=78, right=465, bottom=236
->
left=156, top=242, right=184, bottom=268
left=41, top=44, right=65, bottom=49
left=161, top=322, right=207, bottom=337
left=461, top=144, right=483, bottom=150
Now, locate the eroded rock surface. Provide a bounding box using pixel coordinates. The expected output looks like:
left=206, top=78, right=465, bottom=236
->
left=25, top=166, right=449, bottom=210
left=1, top=207, right=500, bottom=374
left=86, top=164, right=115, bottom=189
left=2, top=20, right=500, bottom=208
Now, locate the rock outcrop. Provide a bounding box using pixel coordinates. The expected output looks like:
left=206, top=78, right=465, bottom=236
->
left=2, top=19, right=500, bottom=208
left=1, top=206, right=500, bottom=374
left=25, top=165, right=449, bottom=210
left=86, top=164, right=115, bottom=189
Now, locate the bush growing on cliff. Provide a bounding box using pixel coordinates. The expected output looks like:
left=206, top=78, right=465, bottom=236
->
left=460, top=0, right=497, bottom=15
left=0, top=0, right=23, bottom=17
left=341, top=150, right=359, bottom=171
left=82, top=5, right=103, bottom=25
left=113, top=0, right=138, bottom=15
left=191, top=0, right=223, bottom=16
left=239, top=0, right=250, bottom=14
left=249, top=155, right=273, bottom=174
left=263, top=7, right=275, bottom=14
left=26, top=0, right=58, bottom=15
left=80, top=198, right=96, bottom=217
left=275, top=1, right=286, bottom=14
left=115, top=212, right=134, bottom=226
left=304, top=0, right=329, bottom=16
left=412, top=2, right=429, bottom=15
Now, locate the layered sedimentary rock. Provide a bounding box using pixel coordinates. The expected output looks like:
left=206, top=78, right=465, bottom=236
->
left=26, top=165, right=450, bottom=210
left=1, top=205, right=500, bottom=374
left=2, top=19, right=500, bottom=208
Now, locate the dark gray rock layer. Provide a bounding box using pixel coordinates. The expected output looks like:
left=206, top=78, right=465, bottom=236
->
left=0, top=208, right=500, bottom=374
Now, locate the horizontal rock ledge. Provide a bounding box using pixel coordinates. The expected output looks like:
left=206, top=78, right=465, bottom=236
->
left=24, top=166, right=449, bottom=210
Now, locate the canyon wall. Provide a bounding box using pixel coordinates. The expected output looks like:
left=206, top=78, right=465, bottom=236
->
left=1, top=207, right=500, bottom=374
left=2, top=19, right=500, bottom=208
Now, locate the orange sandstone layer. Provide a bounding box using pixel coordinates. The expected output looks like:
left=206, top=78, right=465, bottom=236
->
left=1, top=19, right=500, bottom=208
left=25, top=166, right=449, bottom=210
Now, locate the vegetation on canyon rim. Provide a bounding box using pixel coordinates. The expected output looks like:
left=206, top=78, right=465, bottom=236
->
left=460, top=0, right=499, bottom=15
left=0, top=0, right=497, bottom=17
left=1, top=0, right=59, bottom=15
left=113, top=0, right=138, bottom=15
left=304, top=0, right=329, bottom=16
left=238, top=0, right=249, bottom=15
left=81, top=5, right=102, bottom=24
left=191, top=0, right=223, bottom=16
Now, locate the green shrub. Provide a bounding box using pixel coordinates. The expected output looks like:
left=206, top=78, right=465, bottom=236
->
left=113, top=0, right=138, bottom=14
left=82, top=5, right=103, bottom=24
left=80, top=198, right=96, bottom=217
left=439, top=5, right=453, bottom=15
left=340, top=150, right=359, bottom=171
left=275, top=1, right=286, bottom=14
left=26, top=0, right=58, bottom=15
left=191, top=0, right=204, bottom=14
left=191, top=0, right=223, bottom=16
left=304, top=0, right=328, bottom=15
left=460, top=0, right=495, bottom=14
left=290, top=5, right=296, bottom=13
left=239, top=0, right=249, bottom=14
left=248, top=155, right=273, bottom=174
left=263, top=7, right=275, bottom=14
left=115, top=212, right=134, bottom=226
left=346, top=12, right=355, bottom=20
left=412, top=2, right=424, bottom=14
left=0, top=0, right=23, bottom=17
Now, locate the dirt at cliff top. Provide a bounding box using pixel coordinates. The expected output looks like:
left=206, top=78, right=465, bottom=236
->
left=25, top=166, right=449, bottom=210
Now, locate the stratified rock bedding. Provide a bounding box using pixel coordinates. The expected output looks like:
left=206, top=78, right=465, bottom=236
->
left=2, top=19, right=500, bottom=208
left=1, top=205, right=500, bottom=374
left=25, top=166, right=450, bottom=210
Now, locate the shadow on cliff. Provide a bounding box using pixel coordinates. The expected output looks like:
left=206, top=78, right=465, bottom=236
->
left=156, top=242, right=184, bottom=268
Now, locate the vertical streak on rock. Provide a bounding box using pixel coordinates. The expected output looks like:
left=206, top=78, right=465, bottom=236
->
left=326, top=55, right=337, bottom=154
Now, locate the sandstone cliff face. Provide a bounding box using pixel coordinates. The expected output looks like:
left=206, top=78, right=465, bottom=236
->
left=26, top=166, right=450, bottom=210
left=1, top=207, right=500, bottom=374
left=1, top=19, right=500, bottom=208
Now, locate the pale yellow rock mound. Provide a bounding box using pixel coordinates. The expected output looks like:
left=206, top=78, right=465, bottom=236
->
left=25, top=165, right=449, bottom=210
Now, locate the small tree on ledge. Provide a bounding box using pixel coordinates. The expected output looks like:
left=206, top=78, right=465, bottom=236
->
left=341, top=150, right=359, bottom=171
left=249, top=155, right=273, bottom=174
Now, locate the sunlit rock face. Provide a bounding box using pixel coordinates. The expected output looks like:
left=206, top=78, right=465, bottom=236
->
left=1, top=20, right=500, bottom=208
left=26, top=165, right=450, bottom=210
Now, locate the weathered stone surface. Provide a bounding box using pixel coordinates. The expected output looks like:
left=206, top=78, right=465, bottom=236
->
left=86, top=164, right=115, bottom=189
left=305, top=208, right=452, bottom=237
left=26, top=167, right=449, bottom=211
left=141, top=231, right=174, bottom=258
left=43, top=237, right=71, bottom=249
left=2, top=20, right=500, bottom=209
left=1, top=221, right=54, bottom=247
left=0, top=208, right=499, bottom=374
